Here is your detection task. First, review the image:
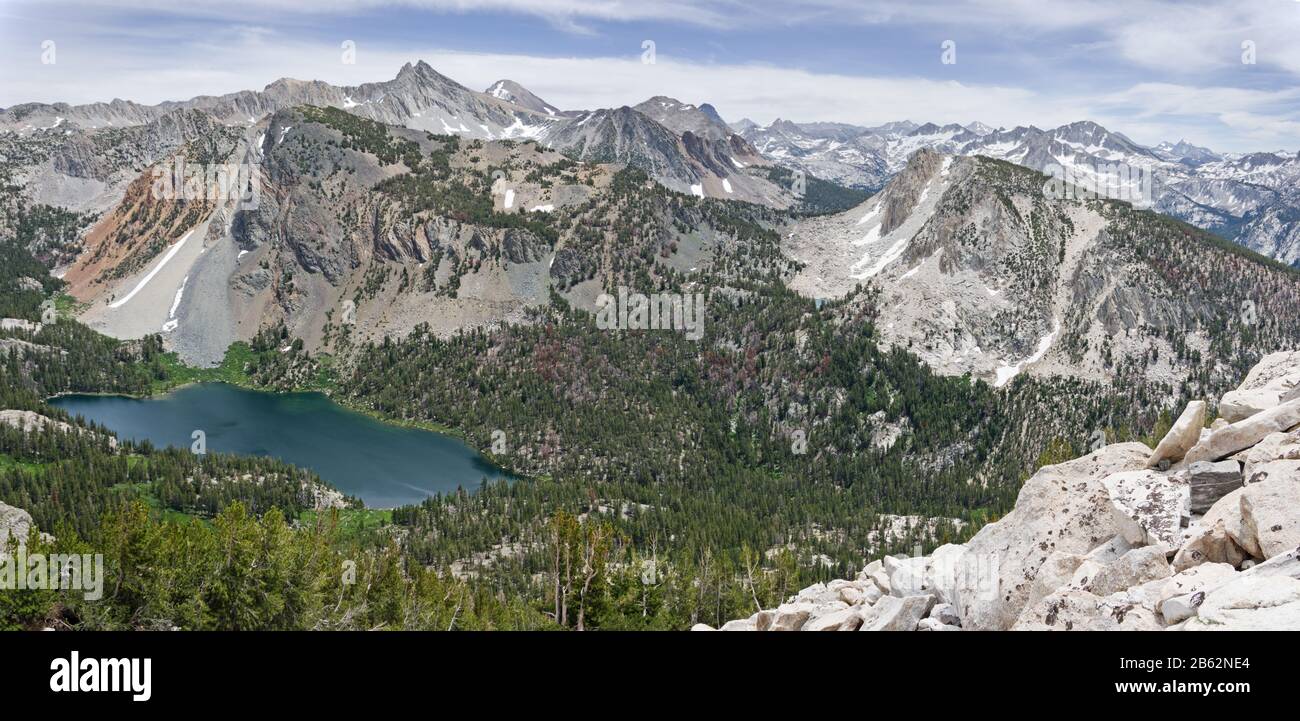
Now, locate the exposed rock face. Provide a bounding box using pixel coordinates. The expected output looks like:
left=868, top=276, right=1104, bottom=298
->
left=743, top=117, right=1300, bottom=268
left=1237, top=477, right=1300, bottom=559
left=0, top=409, right=116, bottom=449
left=633, top=97, right=735, bottom=143
left=1024, top=552, right=1087, bottom=610
left=1244, top=459, right=1300, bottom=486
left=0, top=318, right=42, bottom=333
left=952, top=442, right=1151, bottom=630
left=1172, top=519, right=1249, bottom=572
left=917, top=617, right=961, bottom=631
left=484, top=80, right=560, bottom=116
left=1102, top=470, right=1188, bottom=552
left=1012, top=588, right=1163, bottom=631
left=1159, top=592, right=1204, bottom=624
left=1183, top=398, right=1300, bottom=464
left=0, top=501, right=42, bottom=551
left=803, top=607, right=864, bottom=631
left=1237, top=431, right=1300, bottom=479
left=929, top=603, right=962, bottom=627
left=1184, top=574, right=1300, bottom=630
left=1087, top=547, right=1171, bottom=597
left=1218, top=351, right=1300, bottom=422
left=0, top=338, right=65, bottom=357
left=1156, top=563, right=1237, bottom=624
left=860, top=594, right=935, bottom=632
left=886, top=554, right=933, bottom=598
left=1147, top=400, right=1205, bottom=468
left=769, top=602, right=818, bottom=631
left=1187, top=460, right=1243, bottom=513
left=784, top=152, right=1300, bottom=393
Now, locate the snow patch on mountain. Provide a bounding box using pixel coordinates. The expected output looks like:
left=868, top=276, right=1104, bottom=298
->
left=994, top=320, right=1059, bottom=387
left=109, top=229, right=195, bottom=309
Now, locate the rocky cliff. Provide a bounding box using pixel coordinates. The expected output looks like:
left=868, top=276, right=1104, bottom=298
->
left=701, top=350, right=1300, bottom=631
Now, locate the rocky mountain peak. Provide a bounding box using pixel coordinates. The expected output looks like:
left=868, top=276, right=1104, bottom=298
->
left=484, top=79, right=560, bottom=115
left=263, top=76, right=310, bottom=92
left=396, top=59, right=436, bottom=79
left=697, top=102, right=725, bottom=125
left=766, top=118, right=802, bottom=134
left=635, top=96, right=733, bottom=141
left=387, top=59, right=462, bottom=92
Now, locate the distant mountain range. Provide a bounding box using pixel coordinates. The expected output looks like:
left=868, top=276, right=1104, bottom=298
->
left=6, top=61, right=1298, bottom=265
left=737, top=117, right=1300, bottom=266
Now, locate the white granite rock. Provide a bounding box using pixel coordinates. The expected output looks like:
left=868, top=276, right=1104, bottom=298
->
left=860, top=594, right=936, bottom=632
left=1087, top=546, right=1172, bottom=597
left=1102, top=469, right=1188, bottom=552
left=1184, top=398, right=1300, bottom=464
left=953, top=443, right=1151, bottom=630
left=1147, top=400, right=1205, bottom=467
left=802, top=606, right=864, bottom=631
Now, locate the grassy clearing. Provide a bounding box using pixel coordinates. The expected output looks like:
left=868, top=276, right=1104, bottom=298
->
left=108, top=481, right=204, bottom=525
left=0, top=453, right=45, bottom=474
left=298, top=507, right=394, bottom=539
left=150, top=342, right=258, bottom=393
left=152, top=342, right=338, bottom=394
left=54, top=293, right=88, bottom=317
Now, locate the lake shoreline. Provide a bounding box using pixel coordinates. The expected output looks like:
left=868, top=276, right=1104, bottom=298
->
left=49, top=382, right=519, bottom=509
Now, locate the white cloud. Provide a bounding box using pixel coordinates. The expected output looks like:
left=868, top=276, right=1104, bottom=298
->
left=7, top=0, right=734, bottom=30
left=1091, top=82, right=1300, bottom=148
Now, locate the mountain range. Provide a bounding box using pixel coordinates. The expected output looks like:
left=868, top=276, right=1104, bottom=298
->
left=738, top=117, right=1300, bottom=266
left=12, top=60, right=1300, bottom=272
left=787, top=149, right=1300, bottom=392
left=1, top=61, right=790, bottom=209
left=4, top=60, right=1300, bottom=391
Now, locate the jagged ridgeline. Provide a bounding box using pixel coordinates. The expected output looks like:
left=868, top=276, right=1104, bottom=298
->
left=740, top=118, right=1300, bottom=268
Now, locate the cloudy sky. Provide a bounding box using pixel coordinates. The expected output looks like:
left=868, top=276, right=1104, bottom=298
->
left=1, top=0, right=1298, bottom=152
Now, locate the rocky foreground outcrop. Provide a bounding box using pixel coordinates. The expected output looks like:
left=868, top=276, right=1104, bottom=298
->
left=0, top=501, right=45, bottom=552
left=699, top=351, right=1300, bottom=632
